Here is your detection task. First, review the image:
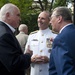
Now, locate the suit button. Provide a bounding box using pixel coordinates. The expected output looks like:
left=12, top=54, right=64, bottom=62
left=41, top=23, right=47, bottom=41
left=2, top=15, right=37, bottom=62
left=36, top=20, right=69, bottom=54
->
left=39, top=69, right=42, bottom=72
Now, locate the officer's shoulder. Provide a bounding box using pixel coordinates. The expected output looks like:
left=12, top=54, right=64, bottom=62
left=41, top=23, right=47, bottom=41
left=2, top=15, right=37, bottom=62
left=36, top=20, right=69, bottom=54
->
left=30, top=30, right=39, bottom=35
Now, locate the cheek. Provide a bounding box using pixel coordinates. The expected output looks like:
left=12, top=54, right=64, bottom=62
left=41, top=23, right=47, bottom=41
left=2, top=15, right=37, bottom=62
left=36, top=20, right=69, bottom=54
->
left=50, top=18, right=54, bottom=23
left=52, top=21, right=57, bottom=29
left=13, top=18, right=19, bottom=25
left=52, top=19, right=57, bottom=25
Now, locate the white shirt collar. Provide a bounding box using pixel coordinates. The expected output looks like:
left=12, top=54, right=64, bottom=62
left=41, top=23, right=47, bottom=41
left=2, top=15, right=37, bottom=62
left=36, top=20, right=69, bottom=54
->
left=0, top=21, right=15, bottom=33
left=59, top=23, right=73, bottom=33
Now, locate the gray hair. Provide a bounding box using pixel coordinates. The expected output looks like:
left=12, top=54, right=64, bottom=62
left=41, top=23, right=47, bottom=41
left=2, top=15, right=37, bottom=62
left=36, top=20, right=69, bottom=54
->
left=0, top=3, right=19, bottom=20
left=19, top=24, right=28, bottom=31
left=53, top=6, right=72, bottom=22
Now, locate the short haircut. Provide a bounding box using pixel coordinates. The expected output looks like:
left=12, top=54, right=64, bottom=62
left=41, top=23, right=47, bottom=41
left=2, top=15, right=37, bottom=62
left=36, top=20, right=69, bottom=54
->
left=53, top=6, right=72, bottom=22
left=19, top=24, right=27, bottom=31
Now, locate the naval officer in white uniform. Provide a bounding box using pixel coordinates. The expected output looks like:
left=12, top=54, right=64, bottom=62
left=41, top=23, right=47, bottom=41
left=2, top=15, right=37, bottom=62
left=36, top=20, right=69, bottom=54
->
left=25, top=11, right=57, bottom=75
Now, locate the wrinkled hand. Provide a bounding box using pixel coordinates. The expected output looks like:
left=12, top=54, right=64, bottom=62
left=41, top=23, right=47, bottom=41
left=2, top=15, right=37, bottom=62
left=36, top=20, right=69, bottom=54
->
left=31, top=55, right=49, bottom=64
left=25, top=45, right=33, bottom=56
left=41, top=56, right=49, bottom=63
left=31, top=55, right=38, bottom=63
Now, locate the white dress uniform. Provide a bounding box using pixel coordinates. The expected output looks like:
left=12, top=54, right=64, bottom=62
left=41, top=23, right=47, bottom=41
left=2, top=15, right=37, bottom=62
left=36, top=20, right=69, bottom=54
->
left=25, top=28, right=57, bottom=75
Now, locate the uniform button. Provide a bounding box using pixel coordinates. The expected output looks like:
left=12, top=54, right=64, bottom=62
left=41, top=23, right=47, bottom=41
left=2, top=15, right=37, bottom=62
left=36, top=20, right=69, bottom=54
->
left=42, top=34, right=44, bottom=36
left=40, top=50, right=43, bottom=52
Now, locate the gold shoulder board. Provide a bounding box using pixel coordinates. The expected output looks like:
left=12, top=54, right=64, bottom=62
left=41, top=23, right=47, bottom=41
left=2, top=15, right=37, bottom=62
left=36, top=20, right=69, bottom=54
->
left=30, top=30, right=38, bottom=35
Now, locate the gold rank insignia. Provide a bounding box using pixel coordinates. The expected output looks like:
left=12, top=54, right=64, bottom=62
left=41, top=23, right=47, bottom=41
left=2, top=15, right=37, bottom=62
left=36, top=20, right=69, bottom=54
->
left=30, top=30, right=38, bottom=35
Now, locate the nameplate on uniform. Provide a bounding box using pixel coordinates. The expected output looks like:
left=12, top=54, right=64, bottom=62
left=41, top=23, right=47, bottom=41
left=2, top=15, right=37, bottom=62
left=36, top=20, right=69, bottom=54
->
left=32, top=39, right=38, bottom=41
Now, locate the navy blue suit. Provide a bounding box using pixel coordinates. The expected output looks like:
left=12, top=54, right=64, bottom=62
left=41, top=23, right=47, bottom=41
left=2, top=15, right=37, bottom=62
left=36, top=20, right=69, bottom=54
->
left=0, top=21, right=31, bottom=75
left=49, top=24, right=75, bottom=75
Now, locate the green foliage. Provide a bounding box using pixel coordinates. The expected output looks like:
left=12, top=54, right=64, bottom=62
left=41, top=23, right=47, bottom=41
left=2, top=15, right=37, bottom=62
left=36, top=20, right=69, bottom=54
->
left=53, top=0, right=66, bottom=9
left=0, top=0, right=9, bottom=7
left=21, top=13, right=39, bottom=34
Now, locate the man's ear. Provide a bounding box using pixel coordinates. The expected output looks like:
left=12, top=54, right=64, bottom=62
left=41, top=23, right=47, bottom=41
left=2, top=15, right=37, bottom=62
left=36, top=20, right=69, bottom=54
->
left=58, top=16, right=63, bottom=23
left=6, top=12, right=10, bottom=17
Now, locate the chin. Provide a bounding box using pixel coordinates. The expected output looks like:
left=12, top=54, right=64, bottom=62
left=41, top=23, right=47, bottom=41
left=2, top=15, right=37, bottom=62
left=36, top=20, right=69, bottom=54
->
left=52, top=28, right=56, bottom=32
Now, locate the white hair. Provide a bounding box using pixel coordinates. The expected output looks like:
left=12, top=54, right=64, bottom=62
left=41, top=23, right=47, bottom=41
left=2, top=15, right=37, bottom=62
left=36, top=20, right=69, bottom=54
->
left=0, top=3, right=19, bottom=20
left=19, top=24, right=28, bottom=31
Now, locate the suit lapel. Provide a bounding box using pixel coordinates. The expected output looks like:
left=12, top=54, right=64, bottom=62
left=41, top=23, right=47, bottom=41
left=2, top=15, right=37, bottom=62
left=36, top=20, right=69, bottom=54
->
left=0, top=21, right=23, bottom=53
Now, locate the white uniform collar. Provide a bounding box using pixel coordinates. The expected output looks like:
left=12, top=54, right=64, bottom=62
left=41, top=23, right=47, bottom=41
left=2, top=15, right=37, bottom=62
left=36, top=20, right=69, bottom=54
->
left=39, top=27, right=51, bottom=34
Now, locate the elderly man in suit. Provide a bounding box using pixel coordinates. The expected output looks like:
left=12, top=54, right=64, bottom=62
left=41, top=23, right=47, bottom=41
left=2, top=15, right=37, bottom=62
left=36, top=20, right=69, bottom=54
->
left=16, top=24, right=28, bottom=52
left=0, top=3, right=32, bottom=75
left=49, top=6, right=75, bottom=75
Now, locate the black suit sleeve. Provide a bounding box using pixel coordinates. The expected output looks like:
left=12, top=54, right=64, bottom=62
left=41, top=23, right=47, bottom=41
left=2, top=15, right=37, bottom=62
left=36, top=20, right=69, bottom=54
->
left=0, top=33, right=31, bottom=72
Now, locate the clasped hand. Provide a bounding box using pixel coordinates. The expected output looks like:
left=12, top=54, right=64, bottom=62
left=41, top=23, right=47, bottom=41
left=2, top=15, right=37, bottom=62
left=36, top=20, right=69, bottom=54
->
left=31, top=55, right=49, bottom=64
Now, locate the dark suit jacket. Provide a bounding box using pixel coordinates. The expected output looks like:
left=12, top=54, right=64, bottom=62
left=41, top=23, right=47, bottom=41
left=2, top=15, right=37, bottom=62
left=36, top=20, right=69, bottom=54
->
left=49, top=24, right=75, bottom=75
left=0, top=21, right=31, bottom=75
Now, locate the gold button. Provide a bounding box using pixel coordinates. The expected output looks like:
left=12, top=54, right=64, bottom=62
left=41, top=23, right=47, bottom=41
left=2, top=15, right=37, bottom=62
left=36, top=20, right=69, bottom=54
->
left=42, top=34, right=44, bottom=36
left=40, top=50, right=43, bottom=52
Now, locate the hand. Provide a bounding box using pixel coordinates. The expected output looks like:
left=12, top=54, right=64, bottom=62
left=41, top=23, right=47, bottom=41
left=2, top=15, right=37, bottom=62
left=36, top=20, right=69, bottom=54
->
left=41, top=56, right=49, bottom=63
left=50, top=37, right=54, bottom=42
left=25, top=45, right=33, bottom=56
left=31, top=55, right=43, bottom=64
left=31, top=55, right=49, bottom=64
left=31, top=55, right=38, bottom=63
